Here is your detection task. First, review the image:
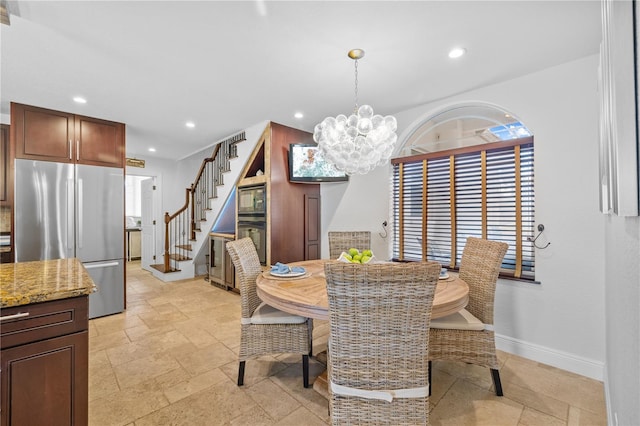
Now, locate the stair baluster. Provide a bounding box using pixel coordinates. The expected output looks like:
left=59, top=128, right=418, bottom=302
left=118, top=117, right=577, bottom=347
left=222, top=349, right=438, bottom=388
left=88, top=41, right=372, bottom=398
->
left=158, top=132, right=246, bottom=274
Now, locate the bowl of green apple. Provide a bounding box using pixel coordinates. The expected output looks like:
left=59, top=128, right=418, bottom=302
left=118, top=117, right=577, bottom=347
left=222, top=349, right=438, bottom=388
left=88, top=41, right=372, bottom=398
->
left=338, top=248, right=375, bottom=264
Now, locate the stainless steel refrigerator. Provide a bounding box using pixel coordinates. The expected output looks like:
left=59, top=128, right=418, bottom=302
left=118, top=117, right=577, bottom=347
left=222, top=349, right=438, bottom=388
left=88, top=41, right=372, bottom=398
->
left=15, top=159, right=125, bottom=319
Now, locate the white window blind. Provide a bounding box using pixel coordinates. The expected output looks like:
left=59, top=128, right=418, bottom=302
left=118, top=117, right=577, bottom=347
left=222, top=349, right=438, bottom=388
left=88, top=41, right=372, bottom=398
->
left=392, top=137, right=535, bottom=280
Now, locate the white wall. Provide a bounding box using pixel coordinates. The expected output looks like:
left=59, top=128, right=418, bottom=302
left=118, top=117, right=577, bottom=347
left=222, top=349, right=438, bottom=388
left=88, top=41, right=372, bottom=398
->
left=321, top=165, right=393, bottom=260
left=322, top=54, right=606, bottom=379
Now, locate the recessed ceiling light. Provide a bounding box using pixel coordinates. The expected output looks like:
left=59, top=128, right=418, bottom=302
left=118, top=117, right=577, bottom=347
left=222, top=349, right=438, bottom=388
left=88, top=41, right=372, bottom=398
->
left=148, top=148, right=156, bottom=152
left=448, top=47, right=466, bottom=59
left=294, top=112, right=304, bottom=119
left=73, top=96, right=87, bottom=104
left=185, top=121, right=195, bottom=128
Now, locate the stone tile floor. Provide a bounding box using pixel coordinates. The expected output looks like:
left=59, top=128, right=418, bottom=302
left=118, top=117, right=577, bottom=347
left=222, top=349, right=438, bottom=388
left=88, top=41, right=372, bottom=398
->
left=88, top=262, right=607, bottom=425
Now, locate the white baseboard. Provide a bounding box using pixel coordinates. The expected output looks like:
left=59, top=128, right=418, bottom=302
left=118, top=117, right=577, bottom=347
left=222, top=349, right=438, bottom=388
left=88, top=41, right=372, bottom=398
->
left=603, top=366, right=616, bottom=425
left=496, top=333, right=604, bottom=381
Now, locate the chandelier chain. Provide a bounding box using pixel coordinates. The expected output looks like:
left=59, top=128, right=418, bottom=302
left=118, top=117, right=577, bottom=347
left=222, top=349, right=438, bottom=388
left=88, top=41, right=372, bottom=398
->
left=353, top=59, right=359, bottom=114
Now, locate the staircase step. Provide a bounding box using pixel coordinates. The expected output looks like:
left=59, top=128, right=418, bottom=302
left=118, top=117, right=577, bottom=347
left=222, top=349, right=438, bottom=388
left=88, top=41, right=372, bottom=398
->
left=175, top=244, right=192, bottom=250
left=169, top=253, right=191, bottom=261
left=150, top=264, right=180, bottom=273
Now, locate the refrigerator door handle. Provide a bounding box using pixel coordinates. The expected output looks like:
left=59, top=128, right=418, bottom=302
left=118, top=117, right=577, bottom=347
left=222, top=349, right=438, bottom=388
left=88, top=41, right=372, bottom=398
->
left=77, top=178, right=83, bottom=249
left=67, top=178, right=74, bottom=254
left=84, top=261, right=120, bottom=269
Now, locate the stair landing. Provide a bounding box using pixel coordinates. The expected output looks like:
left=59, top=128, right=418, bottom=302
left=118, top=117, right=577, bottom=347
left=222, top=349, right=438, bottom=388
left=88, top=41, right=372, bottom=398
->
left=150, top=264, right=180, bottom=273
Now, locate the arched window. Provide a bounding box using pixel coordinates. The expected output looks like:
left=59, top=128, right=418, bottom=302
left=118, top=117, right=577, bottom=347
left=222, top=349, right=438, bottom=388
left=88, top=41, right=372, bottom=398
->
left=392, top=103, right=535, bottom=281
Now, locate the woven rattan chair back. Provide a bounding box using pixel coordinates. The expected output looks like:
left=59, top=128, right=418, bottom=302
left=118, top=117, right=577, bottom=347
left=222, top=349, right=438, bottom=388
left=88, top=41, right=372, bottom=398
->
left=226, top=238, right=263, bottom=319
left=325, top=261, right=440, bottom=425
left=226, top=237, right=312, bottom=388
left=328, top=231, right=371, bottom=259
left=458, top=237, right=508, bottom=325
left=429, top=236, right=509, bottom=397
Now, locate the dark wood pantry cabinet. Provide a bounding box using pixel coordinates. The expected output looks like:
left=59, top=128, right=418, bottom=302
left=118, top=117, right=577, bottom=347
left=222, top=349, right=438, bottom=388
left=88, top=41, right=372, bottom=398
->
left=11, top=102, right=125, bottom=168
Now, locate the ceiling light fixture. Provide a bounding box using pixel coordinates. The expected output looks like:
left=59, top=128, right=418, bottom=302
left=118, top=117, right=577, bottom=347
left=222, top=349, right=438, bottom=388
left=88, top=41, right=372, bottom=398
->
left=185, top=121, right=195, bottom=128
left=448, top=47, right=466, bottom=59
left=73, top=96, right=87, bottom=104
left=294, top=112, right=304, bottom=119
left=313, top=49, right=397, bottom=175
left=148, top=147, right=156, bottom=152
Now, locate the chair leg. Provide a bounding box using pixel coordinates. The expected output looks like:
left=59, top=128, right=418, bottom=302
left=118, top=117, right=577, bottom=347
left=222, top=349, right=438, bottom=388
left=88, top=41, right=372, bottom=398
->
left=491, top=368, right=503, bottom=396
left=428, top=360, right=432, bottom=396
left=238, top=361, right=246, bottom=386
left=303, top=354, right=309, bottom=388
left=308, top=320, right=314, bottom=357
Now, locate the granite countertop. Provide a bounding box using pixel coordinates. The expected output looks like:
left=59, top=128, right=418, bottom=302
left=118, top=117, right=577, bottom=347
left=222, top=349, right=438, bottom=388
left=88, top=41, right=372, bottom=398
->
left=0, top=258, right=97, bottom=308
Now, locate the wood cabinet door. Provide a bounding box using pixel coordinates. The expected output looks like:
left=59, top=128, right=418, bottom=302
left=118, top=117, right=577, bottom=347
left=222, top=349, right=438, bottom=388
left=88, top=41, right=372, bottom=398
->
left=304, top=194, right=321, bottom=260
left=75, top=115, right=125, bottom=167
left=0, top=331, right=88, bottom=426
left=12, top=103, right=74, bottom=163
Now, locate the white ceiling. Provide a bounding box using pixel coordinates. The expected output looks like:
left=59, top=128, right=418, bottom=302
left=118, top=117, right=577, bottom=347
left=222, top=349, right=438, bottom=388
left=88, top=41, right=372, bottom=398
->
left=1, top=1, right=602, bottom=161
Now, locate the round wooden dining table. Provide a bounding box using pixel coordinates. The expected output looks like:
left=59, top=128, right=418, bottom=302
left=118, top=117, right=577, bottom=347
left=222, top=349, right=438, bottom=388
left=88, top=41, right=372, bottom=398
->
left=256, top=259, right=469, bottom=321
left=257, top=259, right=469, bottom=399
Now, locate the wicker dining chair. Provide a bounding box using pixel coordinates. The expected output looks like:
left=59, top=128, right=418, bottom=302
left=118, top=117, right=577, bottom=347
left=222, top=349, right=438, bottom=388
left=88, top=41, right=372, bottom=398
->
left=226, top=238, right=313, bottom=388
left=429, top=237, right=509, bottom=396
left=325, top=261, right=441, bottom=425
left=328, top=231, right=371, bottom=259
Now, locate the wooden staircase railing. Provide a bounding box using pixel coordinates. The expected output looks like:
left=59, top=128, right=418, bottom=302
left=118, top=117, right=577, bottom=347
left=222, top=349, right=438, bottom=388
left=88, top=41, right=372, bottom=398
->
left=156, top=132, right=245, bottom=273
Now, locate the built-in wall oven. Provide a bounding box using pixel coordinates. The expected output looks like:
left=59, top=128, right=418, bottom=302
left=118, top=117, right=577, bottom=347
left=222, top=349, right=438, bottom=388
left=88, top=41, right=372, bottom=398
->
left=237, top=184, right=267, bottom=265
left=237, top=217, right=266, bottom=265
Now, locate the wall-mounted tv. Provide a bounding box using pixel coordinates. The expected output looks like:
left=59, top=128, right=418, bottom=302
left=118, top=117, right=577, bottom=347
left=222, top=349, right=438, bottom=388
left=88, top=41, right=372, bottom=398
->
left=288, top=144, right=349, bottom=183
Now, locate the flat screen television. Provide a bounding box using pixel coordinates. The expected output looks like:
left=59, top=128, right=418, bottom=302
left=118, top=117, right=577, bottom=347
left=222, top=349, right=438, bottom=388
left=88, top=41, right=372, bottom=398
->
left=288, top=143, right=349, bottom=183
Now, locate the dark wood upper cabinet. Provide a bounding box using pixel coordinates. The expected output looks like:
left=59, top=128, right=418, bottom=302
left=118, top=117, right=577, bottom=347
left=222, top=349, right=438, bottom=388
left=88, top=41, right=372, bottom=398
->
left=11, top=102, right=125, bottom=168
left=75, top=115, right=124, bottom=166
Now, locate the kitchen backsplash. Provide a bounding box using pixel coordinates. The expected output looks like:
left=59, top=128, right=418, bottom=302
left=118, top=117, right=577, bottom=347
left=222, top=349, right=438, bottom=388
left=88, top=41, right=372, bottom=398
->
left=0, top=206, right=10, bottom=233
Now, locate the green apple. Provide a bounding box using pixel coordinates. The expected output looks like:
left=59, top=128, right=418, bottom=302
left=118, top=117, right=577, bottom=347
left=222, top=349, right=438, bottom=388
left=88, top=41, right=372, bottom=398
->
left=362, top=249, right=373, bottom=257
left=348, top=248, right=359, bottom=257
left=361, top=255, right=371, bottom=263
left=353, top=254, right=363, bottom=262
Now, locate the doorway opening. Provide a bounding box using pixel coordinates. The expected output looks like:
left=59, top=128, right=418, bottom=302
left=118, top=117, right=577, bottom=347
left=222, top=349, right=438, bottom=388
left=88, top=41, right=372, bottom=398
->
left=125, top=174, right=158, bottom=271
